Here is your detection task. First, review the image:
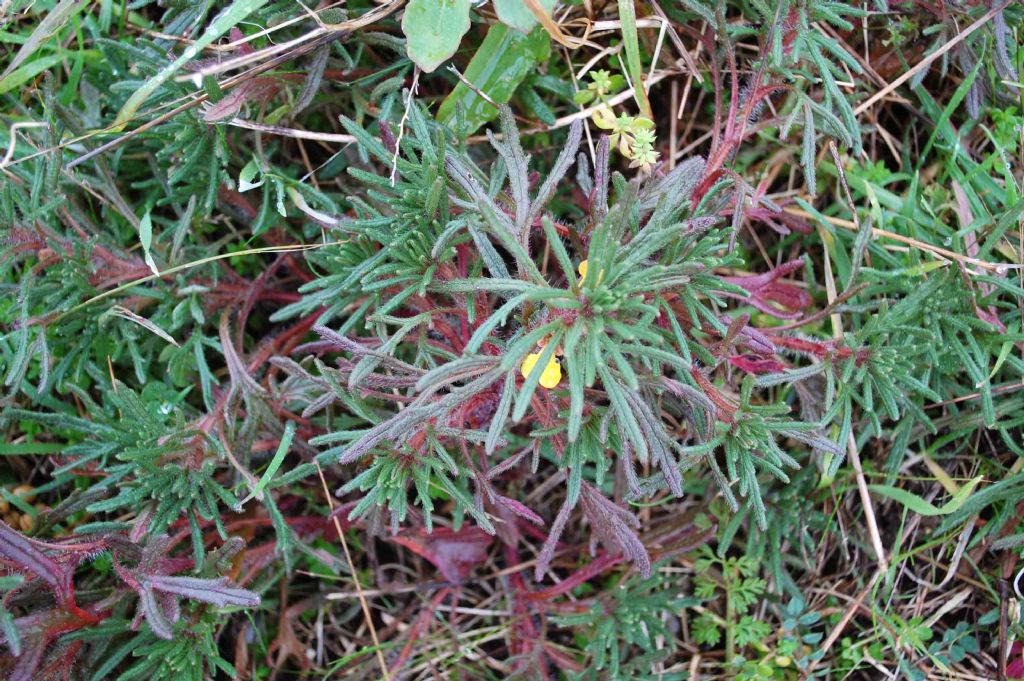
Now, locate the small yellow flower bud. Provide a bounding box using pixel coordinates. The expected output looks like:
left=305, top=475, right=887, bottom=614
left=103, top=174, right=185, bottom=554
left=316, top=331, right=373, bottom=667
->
left=521, top=352, right=562, bottom=389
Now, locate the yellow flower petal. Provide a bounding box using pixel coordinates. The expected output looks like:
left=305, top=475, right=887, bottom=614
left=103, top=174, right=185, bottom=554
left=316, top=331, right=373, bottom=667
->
left=521, top=351, right=540, bottom=379
left=539, top=357, right=562, bottom=388
left=521, top=351, right=562, bottom=389
left=577, top=259, right=603, bottom=287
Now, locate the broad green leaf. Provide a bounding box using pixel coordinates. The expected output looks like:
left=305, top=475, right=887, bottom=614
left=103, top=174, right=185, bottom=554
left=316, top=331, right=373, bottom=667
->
left=113, top=0, right=268, bottom=129
left=868, top=475, right=983, bottom=516
left=437, top=23, right=550, bottom=135
left=401, top=0, right=471, bottom=73
left=494, top=0, right=554, bottom=34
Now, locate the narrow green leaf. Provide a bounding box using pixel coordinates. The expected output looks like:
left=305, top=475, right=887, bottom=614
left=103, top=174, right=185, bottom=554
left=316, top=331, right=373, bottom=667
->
left=240, top=421, right=296, bottom=505
left=485, top=372, right=515, bottom=454
left=0, top=442, right=65, bottom=456
left=512, top=327, right=564, bottom=422
left=113, top=0, right=269, bottom=128
left=868, top=476, right=983, bottom=517
left=1, top=0, right=88, bottom=81
left=541, top=216, right=577, bottom=286
left=801, top=101, right=817, bottom=196
left=617, top=0, right=651, bottom=118
left=138, top=210, right=159, bottom=276
left=0, top=53, right=65, bottom=94
left=565, top=324, right=586, bottom=442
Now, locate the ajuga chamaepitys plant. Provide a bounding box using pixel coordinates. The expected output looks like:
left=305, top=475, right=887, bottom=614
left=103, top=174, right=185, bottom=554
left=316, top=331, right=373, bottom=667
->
left=278, top=102, right=820, bottom=572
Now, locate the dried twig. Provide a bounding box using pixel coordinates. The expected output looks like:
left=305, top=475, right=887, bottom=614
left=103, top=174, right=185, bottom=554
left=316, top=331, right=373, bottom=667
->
left=785, top=206, right=1022, bottom=274
left=854, top=0, right=1013, bottom=116
left=315, top=461, right=390, bottom=681
left=390, top=68, right=421, bottom=185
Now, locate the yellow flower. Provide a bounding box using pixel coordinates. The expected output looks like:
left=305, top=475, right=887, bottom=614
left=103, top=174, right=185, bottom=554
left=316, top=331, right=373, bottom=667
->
left=521, top=351, right=562, bottom=389
left=577, top=259, right=603, bottom=287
